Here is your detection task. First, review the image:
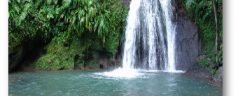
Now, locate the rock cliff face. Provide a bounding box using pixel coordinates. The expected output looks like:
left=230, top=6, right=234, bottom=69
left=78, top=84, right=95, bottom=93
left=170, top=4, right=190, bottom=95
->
left=173, top=0, right=200, bottom=70
left=122, top=0, right=131, bottom=6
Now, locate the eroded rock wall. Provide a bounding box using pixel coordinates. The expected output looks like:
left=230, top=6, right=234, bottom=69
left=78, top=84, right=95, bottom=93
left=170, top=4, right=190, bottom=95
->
left=173, top=0, right=201, bottom=70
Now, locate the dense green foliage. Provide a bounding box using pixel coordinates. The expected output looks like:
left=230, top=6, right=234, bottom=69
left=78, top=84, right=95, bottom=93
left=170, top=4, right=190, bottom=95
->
left=33, top=38, right=78, bottom=70
left=182, top=0, right=223, bottom=74
left=9, top=0, right=128, bottom=70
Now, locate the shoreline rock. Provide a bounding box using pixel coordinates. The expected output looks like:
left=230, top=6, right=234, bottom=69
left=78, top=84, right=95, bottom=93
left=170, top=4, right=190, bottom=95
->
left=185, top=64, right=223, bottom=87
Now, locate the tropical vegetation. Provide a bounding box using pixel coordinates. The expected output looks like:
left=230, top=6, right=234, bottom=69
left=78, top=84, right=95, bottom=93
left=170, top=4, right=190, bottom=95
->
left=182, top=0, right=223, bottom=75
left=9, top=0, right=128, bottom=70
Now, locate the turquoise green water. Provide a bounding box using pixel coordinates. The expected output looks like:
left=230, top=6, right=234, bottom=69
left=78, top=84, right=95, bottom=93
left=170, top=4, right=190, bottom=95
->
left=9, top=71, right=222, bottom=96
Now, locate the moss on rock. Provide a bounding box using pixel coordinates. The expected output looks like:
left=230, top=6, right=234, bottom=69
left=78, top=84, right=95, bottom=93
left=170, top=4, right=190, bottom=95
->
left=33, top=37, right=82, bottom=70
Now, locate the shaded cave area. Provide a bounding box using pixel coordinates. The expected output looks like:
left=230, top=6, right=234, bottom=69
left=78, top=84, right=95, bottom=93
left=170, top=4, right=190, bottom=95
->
left=9, top=38, right=49, bottom=72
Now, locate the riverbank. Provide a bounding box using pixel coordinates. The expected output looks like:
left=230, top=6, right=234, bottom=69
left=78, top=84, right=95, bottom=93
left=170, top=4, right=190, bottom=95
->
left=185, top=64, right=223, bottom=87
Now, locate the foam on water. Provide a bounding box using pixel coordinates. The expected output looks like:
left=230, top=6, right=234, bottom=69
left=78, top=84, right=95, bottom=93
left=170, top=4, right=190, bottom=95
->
left=95, top=68, right=143, bottom=79
left=94, top=68, right=185, bottom=79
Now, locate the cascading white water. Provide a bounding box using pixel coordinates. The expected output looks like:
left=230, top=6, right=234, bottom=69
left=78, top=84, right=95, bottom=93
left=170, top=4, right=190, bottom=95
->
left=122, top=0, right=141, bottom=69
left=160, top=0, right=176, bottom=72
left=122, top=0, right=177, bottom=71
left=99, top=0, right=184, bottom=78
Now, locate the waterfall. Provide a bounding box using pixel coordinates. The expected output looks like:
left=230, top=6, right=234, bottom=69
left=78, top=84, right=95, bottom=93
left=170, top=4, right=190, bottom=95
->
left=122, top=0, right=177, bottom=71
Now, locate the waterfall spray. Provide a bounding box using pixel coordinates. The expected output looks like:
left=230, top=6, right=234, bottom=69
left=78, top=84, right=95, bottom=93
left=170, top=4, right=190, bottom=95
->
left=122, top=0, right=177, bottom=71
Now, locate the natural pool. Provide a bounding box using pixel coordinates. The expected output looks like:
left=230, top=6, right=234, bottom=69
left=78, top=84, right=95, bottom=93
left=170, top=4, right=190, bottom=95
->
left=9, top=70, right=222, bottom=96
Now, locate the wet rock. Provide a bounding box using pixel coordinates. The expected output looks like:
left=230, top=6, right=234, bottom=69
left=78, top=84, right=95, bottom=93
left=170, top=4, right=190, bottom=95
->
left=173, top=0, right=201, bottom=70
left=186, top=64, right=211, bottom=79
left=122, top=0, right=131, bottom=7
left=213, top=67, right=223, bottom=85
left=9, top=45, right=24, bottom=71
left=186, top=64, right=223, bottom=87
left=98, top=56, right=109, bottom=69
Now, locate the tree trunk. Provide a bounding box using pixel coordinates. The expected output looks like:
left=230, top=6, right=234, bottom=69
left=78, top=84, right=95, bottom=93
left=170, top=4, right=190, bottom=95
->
left=212, top=0, right=219, bottom=52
